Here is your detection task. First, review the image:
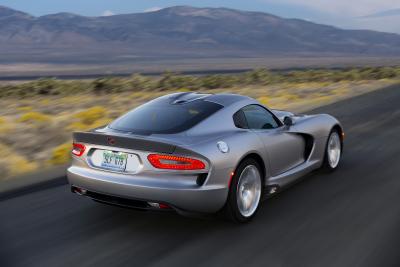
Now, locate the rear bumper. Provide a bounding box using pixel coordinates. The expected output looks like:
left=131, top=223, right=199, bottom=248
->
left=67, top=166, right=229, bottom=213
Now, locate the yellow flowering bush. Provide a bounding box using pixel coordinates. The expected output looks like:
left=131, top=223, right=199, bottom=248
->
left=17, top=112, right=51, bottom=123
left=74, top=106, right=107, bottom=125
left=49, top=142, right=71, bottom=165
left=258, top=96, right=270, bottom=106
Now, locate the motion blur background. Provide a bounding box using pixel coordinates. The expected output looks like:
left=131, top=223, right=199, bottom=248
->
left=2, top=1, right=400, bottom=267
left=0, top=0, right=399, bottom=183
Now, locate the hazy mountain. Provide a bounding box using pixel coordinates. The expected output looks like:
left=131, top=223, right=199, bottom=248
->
left=1, top=5, right=400, bottom=63
left=0, top=5, right=32, bottom=19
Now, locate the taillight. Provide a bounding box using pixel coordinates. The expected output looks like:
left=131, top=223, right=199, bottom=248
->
left=72, top=143, right=86, bottom=157
left=147, top=154, right=206, bottom=170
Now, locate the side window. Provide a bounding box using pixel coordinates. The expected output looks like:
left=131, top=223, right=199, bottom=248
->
left=233, top=110, right=248, bottom=129
left=242, top=105, right=280, bottom=130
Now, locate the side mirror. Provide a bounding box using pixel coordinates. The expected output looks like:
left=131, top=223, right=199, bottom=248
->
left=283, top=116, right=294, bottom=127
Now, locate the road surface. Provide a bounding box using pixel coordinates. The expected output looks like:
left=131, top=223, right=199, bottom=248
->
left=1, top=85, right=400, bottom=267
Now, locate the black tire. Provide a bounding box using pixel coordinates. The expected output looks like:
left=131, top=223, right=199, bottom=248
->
left=223, top=158, right=263, bottom=223
left=321, top=129, right=342, bottom=172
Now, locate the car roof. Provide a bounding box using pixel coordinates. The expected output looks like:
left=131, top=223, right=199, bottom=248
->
left=153, top=92, right=253, bottom=107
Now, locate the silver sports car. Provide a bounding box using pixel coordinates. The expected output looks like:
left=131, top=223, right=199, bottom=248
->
left=68, top=92, right=343, bottom=222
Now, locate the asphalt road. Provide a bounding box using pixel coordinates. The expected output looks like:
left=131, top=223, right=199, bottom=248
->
left=1, top=85, right=400, bottom=267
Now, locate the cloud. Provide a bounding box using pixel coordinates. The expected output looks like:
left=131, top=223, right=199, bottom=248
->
left=362, top=8, right=400, bottom=18
left=262, top=0, right=400, bottom=17
left=102, top=10, right=115, bottom=17
left=144, top=7, right=162, bottom=13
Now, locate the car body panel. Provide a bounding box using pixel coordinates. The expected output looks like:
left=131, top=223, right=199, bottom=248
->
left=254, top=128, right=305, bottom=176
left=68, top=93, right=343, bottom=214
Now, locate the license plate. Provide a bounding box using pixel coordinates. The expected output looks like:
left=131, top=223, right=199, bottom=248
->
left=101, top=151, right=128, bottom=171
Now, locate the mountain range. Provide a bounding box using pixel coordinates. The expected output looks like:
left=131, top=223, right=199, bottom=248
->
left=1, top=5, right=400, bottom=64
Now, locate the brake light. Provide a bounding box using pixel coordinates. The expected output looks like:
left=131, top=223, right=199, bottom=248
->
left=72, top=143, right=86, bottom=157
left=147, top=154, right=206, bottom=170
left=159, top=203, right=171, bottom=209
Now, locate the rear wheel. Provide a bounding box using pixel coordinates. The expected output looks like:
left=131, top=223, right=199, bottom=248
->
left=223, top=158, right=263, bottom=223
left=322, top=130, right=342, bottom=171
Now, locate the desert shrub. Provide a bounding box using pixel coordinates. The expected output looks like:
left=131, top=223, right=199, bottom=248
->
left=17, top=106, right=33, bottom=112
left=9, top=157, right=38, bottom=176
left=371, top=67, right=397, bottom=79
left=70, top=106, right=111, bottom=131
left=67, top=122, right=88, bottom=131
left=0, top=143, right=38, bottom=178
left=68, top=117, right=112, bottom=131
left=0, top=116, right=13, bottom=133
left=34, top=78, right=59, bottom=95
left=92, top=77, right=133, bottom=94
left=0, top=66, right=400, bottom=99
left=127, top=91, right=157, bottom=101
left=258, top=96, right=270, bottom=106
left=157, top=72, right=198, bottom=90
left=243, top=69, right=280, bottom=84
left=93, top=77, right=115, bottom=94
left=40, top=98, right=50, bottom=105
left=18, top=78, right=61, bottom=96
left=17, top=112, right=51, bottom=123
left=285, top=94, right=300, bottom=101
left=74, top=106, right=107, bottom=125
left=284, top=70, right=335, bottom=83
left=200, top=75, right=237, bottom=89
left=342, top=69, right=362, bottom=80
left=49, top=142, right=71, bottom=165
left=130, top=74, right=156, bottom=90
left=0, top=78, right=92, bottom=98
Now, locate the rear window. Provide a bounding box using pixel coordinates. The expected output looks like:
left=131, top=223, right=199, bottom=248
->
left=109, top=100, right=223, bottom=134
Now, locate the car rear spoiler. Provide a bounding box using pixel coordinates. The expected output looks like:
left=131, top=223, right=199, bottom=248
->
left=73, top=131, right=176, bottom=154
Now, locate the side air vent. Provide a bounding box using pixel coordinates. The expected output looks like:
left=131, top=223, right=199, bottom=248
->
left=303, top=134, right=314, bottom=160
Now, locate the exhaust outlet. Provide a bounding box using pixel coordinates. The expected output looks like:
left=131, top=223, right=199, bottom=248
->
left=71, top=186, right=87, bottom=196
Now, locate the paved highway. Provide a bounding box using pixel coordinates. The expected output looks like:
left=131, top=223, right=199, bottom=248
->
left=1, top=85, right=400, bottom=267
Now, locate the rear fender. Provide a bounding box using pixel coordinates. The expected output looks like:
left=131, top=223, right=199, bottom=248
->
left=291, top=114, right=340, bottom=138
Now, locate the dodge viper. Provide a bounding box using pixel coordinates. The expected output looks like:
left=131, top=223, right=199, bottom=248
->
left=67, top=92, right=343, bottom=222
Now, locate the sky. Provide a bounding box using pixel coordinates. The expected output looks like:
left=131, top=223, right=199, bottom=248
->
left=1, top=0, right=400, bottom=33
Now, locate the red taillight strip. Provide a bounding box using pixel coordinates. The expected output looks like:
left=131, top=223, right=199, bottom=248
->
left=147, top=154, right=206, bottom=170
left=72, top=143, right=86, bottom=157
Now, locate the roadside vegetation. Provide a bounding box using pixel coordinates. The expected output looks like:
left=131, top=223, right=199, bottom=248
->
left=1, top=66, right=400, bottom=98
left=0, top=66, right=399, bottom=180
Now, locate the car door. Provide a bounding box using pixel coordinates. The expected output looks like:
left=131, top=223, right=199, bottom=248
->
left=241, top=105, right=305, bottom=177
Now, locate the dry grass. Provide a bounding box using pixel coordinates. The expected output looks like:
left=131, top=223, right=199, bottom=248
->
left=0, top=78, right=397, bottom=181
